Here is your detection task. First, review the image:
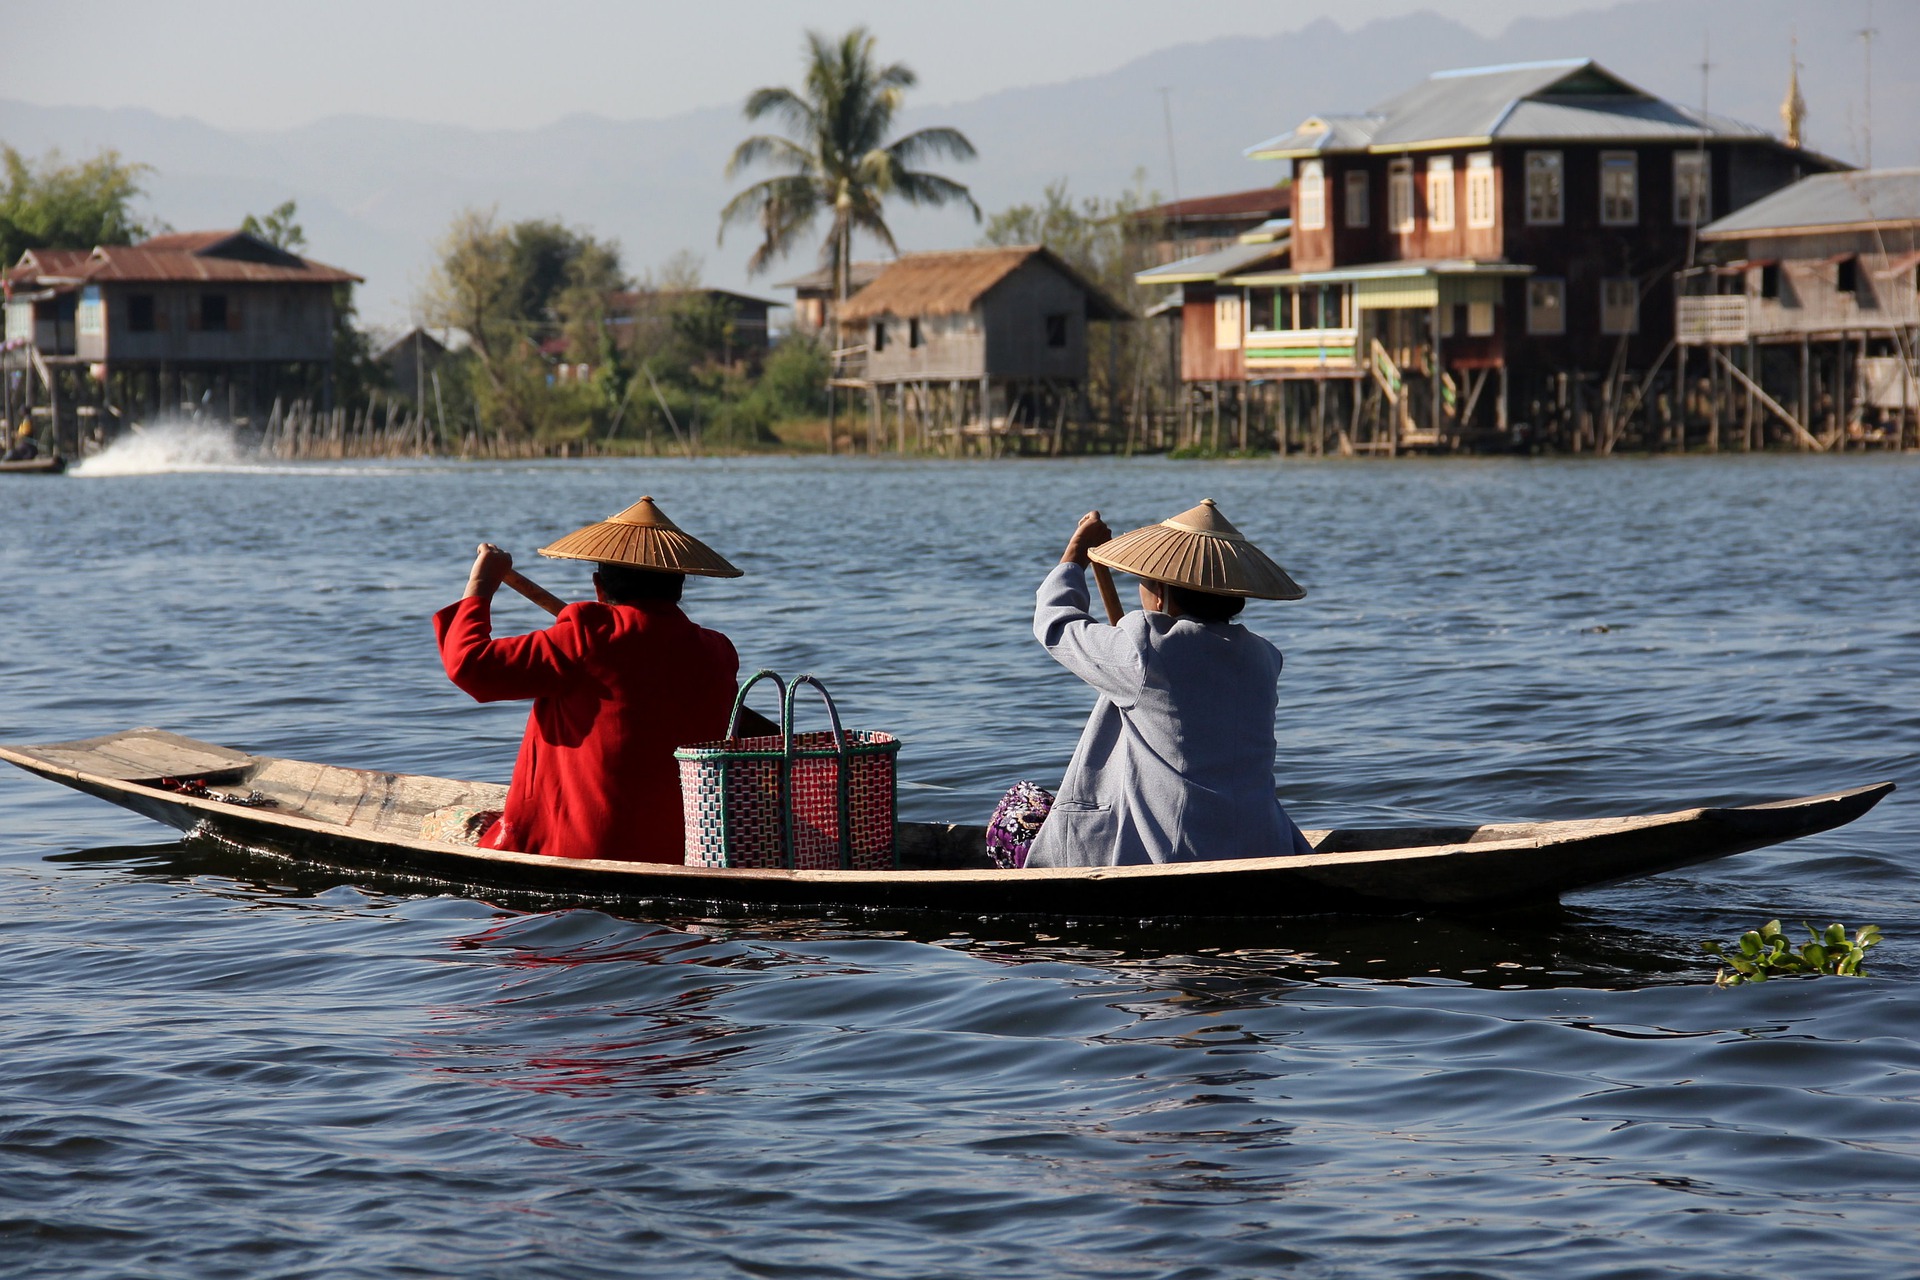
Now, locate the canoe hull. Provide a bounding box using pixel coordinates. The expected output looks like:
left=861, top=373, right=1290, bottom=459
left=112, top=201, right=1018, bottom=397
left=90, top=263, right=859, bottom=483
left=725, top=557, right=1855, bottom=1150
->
left=0, top=729, right=1894, bottom=919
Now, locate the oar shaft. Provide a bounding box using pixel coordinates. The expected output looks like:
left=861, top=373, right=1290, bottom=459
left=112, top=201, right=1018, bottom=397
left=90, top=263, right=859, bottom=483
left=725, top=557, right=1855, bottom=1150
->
left=1092, top=564, right=1125, bottom=625
left=502, top=569, right=567, bottom=617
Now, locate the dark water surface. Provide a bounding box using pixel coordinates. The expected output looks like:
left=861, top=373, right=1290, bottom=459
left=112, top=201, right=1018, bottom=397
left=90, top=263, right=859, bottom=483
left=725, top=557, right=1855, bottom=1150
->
left=4, top=446, right=1917, bottom=1278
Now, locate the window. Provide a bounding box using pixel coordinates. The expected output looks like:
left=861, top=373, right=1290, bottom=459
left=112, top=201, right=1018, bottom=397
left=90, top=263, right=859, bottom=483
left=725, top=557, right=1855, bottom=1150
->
left=1467, top=299, right=1495, bottom=336
left=1525, top=151, right=1563, bottom=225
left=1835, top=256, right=1859, bottom=295
left=1437, top=303, right=1455, bottom=338
left=128, top=294, right=155, bottom=332
left=1427, top=157, right=1455, bottom=231
left=198, top=293, right=229, bottom=332
left=1298, top=161, right=1326, bottom=230
left=1757, top=263, right=1781, bottom=299
left=908, top=317, right=923, bottom=348
left=1248, top=288, right=1276, bottom=331
left=1674, top=151, right=1710, bottom=225
left=1527, top=278, right=1565, bottom=334
left=1600, top=278, right=1638, bottom=334
left=872, top=321, right=887, bottom=352
left=1600, top=152, right=1638, bottom=225
left=1466, top=152, right=1496, bottom=229
left=78, top=286, right=104, bottom=337
left=1388, top=159, right=1414, bottom=233
left=1212, top=295, right=1241, bottom=350
left=1344, top=170, right=1370, bottom=228
left=1045, top=312, right=1069, bottom=348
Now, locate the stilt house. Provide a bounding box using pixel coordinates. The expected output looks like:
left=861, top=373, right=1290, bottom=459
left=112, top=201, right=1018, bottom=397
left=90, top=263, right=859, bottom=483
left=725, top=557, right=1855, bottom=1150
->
left=834, top=247, right=1131, bottom=453
left=1214, top=59, right=1842, bottom=453
left=4, top=230, right=360, bottom=453
left=1677, top=168, right=1918, bottom=449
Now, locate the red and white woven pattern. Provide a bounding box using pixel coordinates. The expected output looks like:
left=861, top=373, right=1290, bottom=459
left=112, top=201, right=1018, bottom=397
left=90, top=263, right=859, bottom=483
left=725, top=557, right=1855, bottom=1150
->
left=678, top=730, right=898, bottom=869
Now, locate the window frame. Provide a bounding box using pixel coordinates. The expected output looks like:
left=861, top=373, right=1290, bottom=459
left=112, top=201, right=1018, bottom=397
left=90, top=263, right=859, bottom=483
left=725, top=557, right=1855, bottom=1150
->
left=1466, top=152, right=1496, bottom=229
left=1298, top=160, right=1326, bottom=231
left=1599, top=151, right=1638, bottom=226
left=1674, top=151, right=1711, bottom=226
left=1344, top=170, right=1370, bottom=229
left=1600, top=277, right=1639, bottom=335
left=1525, top=151, right=1564, bottom=226
left=1527, top=278, right=1566, bottom=335
left=1426, top=156, right=1455, bottom=232
left=1387, top=159, right=1415, bottom=233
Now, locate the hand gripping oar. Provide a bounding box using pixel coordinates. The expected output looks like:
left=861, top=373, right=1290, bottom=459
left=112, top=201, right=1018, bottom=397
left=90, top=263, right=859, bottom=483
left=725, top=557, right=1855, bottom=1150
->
left=500, top=567, right=779, bottom=736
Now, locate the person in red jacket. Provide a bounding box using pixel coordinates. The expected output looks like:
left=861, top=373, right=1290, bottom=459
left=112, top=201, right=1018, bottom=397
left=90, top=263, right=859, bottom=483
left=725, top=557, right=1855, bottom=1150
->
left=434, top=496, right=742, bottom=862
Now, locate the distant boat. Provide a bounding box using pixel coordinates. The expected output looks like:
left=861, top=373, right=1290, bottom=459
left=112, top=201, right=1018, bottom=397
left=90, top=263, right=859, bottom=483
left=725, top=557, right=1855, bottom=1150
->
left=0, top=728, right=1892, bottom=919
left=0, top=455, right=66, bottom=475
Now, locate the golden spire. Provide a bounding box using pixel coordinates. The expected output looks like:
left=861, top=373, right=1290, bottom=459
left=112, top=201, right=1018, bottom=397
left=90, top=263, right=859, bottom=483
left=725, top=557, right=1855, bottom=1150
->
left=1781, top=34, right=1807, bottom=148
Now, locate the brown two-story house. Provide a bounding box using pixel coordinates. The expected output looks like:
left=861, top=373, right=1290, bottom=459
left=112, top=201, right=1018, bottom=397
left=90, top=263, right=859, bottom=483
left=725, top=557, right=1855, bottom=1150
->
left=1231, top=59, right=1841, bottom=450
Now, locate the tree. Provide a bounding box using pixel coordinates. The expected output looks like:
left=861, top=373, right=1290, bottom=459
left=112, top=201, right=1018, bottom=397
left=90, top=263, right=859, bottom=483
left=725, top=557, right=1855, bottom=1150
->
left=0, top=146, right=154, bottom=266
left=240, top=199, right=306, bottom=252
left=420, top=208, right=629, bottom=442
left=719, top=26, right=980, bottom=310
left=983, top=179, right=1167, bottom=444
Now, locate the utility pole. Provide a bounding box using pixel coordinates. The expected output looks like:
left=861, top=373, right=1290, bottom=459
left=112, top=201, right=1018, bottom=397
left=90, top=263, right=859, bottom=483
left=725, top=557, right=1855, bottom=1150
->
left=1858, top=1, right=1877, bottom=168
left=1157, top=87, right=1181, bottom=208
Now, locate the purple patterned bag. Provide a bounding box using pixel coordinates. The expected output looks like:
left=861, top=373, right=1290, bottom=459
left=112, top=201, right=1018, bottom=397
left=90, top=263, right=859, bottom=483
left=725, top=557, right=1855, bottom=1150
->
left=986, top=780, right=1055, bottom=869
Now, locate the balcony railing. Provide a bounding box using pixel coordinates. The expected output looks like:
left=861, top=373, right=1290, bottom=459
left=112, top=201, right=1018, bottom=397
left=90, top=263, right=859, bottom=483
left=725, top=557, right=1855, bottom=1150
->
left=1676, top=296, right=1749, bottom=345
left=1243, top=327, right=1360, bottom=372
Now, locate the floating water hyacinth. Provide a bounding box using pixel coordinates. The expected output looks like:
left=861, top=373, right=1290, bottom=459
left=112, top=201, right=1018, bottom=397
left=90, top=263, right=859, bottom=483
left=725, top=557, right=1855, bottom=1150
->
left=1704, top=920, right=1883, bottom=986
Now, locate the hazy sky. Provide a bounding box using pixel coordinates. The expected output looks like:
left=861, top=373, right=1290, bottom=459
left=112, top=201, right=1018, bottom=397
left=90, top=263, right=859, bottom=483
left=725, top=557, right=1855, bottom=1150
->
left=6, top=0, right=1617, bottom=131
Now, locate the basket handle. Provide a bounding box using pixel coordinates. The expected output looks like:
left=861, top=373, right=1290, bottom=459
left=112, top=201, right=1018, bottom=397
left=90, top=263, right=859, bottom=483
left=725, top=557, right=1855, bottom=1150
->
left=728, top=669, right=787, bottom=738
left=782, top=674, right=855, bottom=869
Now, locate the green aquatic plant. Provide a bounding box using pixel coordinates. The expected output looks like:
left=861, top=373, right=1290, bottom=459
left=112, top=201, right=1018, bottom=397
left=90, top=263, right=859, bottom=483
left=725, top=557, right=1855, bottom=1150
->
left=1703, top=920, right=1881, bottom=986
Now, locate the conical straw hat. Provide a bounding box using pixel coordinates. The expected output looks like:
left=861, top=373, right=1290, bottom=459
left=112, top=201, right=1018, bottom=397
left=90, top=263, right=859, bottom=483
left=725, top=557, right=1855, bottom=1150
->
left=537, top=496, right=743, bottom=578
left=1089, top=498, right=1304, bottom=600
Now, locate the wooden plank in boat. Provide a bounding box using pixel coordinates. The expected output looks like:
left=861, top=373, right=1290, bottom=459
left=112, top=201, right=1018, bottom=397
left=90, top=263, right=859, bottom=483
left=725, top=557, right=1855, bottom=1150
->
left=15, top=729, right=254, bottom=783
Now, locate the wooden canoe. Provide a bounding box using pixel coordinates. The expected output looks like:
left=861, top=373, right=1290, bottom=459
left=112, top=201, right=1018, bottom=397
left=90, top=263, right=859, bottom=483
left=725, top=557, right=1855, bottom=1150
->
left=0, top=455, right=66, bottom=475
left=0, top=728, right=1893, bottom=919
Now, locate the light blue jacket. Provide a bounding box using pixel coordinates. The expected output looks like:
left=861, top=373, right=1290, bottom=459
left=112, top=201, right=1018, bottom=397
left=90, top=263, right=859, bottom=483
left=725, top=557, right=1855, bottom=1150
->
left=1025, top=562, right=1314, bottom=868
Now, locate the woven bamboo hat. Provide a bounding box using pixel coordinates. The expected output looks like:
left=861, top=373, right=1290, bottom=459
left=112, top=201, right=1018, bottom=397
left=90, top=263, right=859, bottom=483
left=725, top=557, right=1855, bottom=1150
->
left=1090, top=498, right=1304, bottom=600
left=537, top=496, right=743, bottom=578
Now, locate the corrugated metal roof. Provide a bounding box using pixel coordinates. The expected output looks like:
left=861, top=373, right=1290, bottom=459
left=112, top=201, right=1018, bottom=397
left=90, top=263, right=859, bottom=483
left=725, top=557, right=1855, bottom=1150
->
left=1229, top=258, right=1533, bottom=287
left=1245, top=113, right=1383, bottom=159
left=1701, top=168, right=1920, bottom=238
left=1135, top=240, right=1289, bottom=285
left=80, top=245, right=360, bottom=285
left=6, top=248, right=93, bottom=284
left=1248, top=59, right=1789, bottom=159
left=9, top=231, right=359, bottom=287
left=838, top=246, right=1131, bottom=323
left=1132, top=186, right=1291, bottom=222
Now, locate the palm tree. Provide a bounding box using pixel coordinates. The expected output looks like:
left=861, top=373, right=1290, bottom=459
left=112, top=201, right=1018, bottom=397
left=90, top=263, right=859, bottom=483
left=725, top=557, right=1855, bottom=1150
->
left=720, top=28, right=980, bottom=316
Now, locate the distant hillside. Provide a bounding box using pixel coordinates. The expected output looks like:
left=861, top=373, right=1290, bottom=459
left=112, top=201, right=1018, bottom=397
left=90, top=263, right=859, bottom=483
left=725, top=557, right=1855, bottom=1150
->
left=2, top=0, right=1909, bottom=324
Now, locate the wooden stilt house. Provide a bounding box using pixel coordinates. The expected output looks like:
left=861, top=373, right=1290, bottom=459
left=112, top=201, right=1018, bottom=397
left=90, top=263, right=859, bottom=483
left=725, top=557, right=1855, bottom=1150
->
left=1677, top=168, right=1918, bottom=450
left=833, top=247, right=1131, bottom=454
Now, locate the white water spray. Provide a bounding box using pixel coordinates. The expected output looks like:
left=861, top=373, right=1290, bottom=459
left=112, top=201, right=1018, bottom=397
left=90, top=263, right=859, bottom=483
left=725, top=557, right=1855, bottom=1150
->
left=70, top=420, right=255, bottom=476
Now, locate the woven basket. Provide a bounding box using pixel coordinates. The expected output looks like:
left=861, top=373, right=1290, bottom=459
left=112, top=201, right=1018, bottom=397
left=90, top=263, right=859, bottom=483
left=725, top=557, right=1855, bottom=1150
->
left=677, top=671, right=899, bottom=870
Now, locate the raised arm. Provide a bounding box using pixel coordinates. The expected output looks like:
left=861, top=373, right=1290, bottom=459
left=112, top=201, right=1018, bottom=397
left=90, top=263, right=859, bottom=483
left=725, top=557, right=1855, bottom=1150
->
left=1033, top=511, right=1147, bottom=705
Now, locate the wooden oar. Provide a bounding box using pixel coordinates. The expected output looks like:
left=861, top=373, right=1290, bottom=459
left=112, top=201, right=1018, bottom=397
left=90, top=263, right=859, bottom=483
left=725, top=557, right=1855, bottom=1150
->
left=502, top=569, right=567, bottom=617
left=1092, top=564, right=1125, bottom=625
left=500, top=568, right=780, bottom=736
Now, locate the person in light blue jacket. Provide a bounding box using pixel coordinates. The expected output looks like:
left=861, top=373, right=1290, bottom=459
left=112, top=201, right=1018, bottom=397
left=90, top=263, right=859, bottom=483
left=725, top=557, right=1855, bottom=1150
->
left=1018, top=499, right=1316, bottom=869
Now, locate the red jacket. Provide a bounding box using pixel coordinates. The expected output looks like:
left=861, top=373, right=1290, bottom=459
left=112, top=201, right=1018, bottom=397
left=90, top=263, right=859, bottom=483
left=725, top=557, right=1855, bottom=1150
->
left=434, top=594, right=739, bottom=862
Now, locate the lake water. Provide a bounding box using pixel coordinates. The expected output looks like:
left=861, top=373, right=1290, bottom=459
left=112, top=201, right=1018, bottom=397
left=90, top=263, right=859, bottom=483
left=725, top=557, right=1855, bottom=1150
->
left=4, top=430, right=1918, bottom=1278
